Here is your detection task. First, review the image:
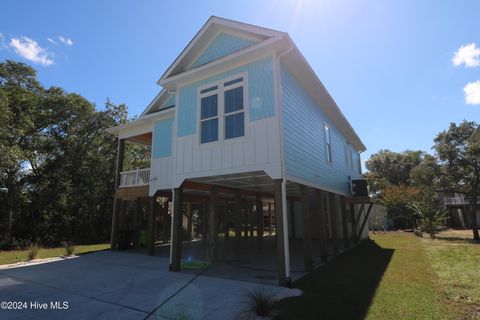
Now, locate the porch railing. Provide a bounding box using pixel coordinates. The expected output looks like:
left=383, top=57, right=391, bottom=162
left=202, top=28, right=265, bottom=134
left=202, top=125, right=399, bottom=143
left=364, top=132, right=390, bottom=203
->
left=444, top=196, right=468, bottom=206
left=119, top=168, right=150, bottom=187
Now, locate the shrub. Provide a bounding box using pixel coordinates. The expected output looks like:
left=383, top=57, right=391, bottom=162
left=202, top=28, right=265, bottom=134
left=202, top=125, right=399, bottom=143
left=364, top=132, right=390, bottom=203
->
left=62, top=241, right=75, bottom=256
left=408, top=191, right=447, bottom=239
left=245, top=287, right=275, bottom=317
left=27, top=244, right=39, bottom=260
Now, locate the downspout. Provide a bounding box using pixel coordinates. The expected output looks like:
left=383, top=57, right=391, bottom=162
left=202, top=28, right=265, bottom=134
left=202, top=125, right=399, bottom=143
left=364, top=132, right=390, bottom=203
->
left=275, top=38, right=294, bottom=286
left=169, top=88, right=180, bottom=267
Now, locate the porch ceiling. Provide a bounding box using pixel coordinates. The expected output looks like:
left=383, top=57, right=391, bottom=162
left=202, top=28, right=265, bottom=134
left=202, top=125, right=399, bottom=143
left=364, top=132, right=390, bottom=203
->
left=188, top=171, right=274, bottom=194
left=127, top=132, right=152, bottom=145
left=185, top=171, right=304, bottom=199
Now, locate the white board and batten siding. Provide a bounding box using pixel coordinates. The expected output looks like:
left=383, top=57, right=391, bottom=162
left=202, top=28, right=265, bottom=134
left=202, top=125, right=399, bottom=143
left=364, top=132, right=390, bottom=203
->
left=174, top=116, right=282, bottom=187
left=170, top=56, right=282, bottom=188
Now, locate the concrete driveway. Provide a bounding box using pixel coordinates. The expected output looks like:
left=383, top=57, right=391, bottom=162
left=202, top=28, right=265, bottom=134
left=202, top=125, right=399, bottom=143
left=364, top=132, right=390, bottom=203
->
left=0, top=250, right=287, bottom=319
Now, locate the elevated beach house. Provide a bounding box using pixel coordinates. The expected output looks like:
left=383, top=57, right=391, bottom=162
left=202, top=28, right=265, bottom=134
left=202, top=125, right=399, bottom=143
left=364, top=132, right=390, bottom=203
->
left=107, top=16, right=371, bottom=286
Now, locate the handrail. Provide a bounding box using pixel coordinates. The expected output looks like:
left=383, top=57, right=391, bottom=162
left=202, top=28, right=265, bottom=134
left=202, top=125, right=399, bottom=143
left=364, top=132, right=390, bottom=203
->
left=119, top=168, right=150, bottom=187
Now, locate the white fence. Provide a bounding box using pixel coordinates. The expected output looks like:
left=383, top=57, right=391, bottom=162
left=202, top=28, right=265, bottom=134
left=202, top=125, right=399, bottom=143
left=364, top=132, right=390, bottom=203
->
left=119, top=168, right=150, bottom=187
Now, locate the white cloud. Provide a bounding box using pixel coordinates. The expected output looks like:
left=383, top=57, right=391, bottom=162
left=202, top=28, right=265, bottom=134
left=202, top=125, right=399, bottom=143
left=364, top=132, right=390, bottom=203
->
left=453, top=43, right=480, bottom=67
left=464, top=81, right=480, bottom=105
left=47, top=37, right=55, bottom=44
left=58, top=36, right=73, bottom=46
left=9, top=37, right=53, bottom=66
left=0, top=33, right=6, bottom=49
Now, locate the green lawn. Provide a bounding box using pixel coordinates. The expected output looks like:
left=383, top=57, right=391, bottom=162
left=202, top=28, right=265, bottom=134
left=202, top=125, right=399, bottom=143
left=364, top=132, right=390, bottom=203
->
left=422, top=230, right=480, bottom=319
left=0, top=244, right=110, bottom=266
left=275, top=233, right=451, bottom=320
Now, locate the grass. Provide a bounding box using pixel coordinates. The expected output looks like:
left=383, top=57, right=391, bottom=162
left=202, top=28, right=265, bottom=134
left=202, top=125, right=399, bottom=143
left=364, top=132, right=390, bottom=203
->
left=422, top=229, right=480, bottom=319
left=275, top=232, right=450, bottom=320
left=0, top=243, right=110, bottom=266
left=246, top=287, right=275, bottom=317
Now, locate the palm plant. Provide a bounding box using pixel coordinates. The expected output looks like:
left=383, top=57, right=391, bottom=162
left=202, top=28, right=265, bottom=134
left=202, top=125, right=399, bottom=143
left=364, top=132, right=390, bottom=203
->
left=408, top=191, right=447, bottom=239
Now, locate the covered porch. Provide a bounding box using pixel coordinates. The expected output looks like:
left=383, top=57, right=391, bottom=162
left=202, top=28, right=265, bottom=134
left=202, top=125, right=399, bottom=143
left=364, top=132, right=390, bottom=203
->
left=110, top=170, right=373, bottom=286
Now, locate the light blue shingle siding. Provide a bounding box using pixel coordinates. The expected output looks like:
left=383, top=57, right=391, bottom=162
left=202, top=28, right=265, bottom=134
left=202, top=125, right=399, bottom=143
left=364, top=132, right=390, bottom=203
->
left=177, top=56, right=275, bottom=137
left=281, top=64, right=361, bottom=195
left=191, top=33, right=256, bottom=68
left=152, top=118, right=174, bottom=158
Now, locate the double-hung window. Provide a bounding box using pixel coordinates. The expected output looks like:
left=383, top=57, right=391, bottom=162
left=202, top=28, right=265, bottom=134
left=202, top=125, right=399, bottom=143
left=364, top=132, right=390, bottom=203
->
left=199, top=75, right=245, bottom=144
left=224, top=79, right=244, bottom=140
left=344, top=144, right=354, bottom=168
left=357, top=153, right=362, bottom=175
left=200, top=86, right=219, bottom=144
left=344, top=145, right=349, bottom=166
left=324, top=124, right=332, bottom=163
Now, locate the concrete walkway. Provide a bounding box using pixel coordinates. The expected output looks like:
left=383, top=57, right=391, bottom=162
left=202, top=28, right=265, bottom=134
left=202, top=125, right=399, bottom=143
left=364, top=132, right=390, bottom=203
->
left=0, top=250, right=286, bottom=320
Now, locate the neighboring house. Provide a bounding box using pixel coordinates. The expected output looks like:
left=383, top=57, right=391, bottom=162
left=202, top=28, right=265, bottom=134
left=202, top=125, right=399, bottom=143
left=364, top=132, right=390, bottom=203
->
left=442, top=193, right=480, bottom=228
left=107, top=16, right=369, bottom=286
left=442, top=126, right=480, bottom=228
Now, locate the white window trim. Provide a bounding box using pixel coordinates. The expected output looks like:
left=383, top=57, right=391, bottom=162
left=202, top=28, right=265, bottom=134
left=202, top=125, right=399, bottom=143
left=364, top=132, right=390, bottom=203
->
left=357, top=153, right=362, bottom=175
left=324, top=123, right=333, bottom=164
left=344, top=144, right=349, bottom=166
left=199, top=86, right=220, bottom=144
left=350, top=149, right=354, bottom=169
left=197, top=72, right=249, bottom=146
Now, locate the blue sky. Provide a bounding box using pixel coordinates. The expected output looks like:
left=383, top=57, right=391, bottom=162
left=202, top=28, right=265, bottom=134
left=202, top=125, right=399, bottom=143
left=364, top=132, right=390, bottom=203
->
left=1, top=0, right=479, bottom=164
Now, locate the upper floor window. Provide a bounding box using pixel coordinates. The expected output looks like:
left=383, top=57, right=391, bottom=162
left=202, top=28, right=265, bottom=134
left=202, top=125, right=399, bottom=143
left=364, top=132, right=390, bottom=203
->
left=199, top=76, right=245, bottom=144
left=357, top=153, right=362, bottom=175
left=224, top=85, right=244, bottom=139
left=324, top=124, right=332, bottom=163
left=200, top=86, right=219, bottom=144
left=344, top=144, right=349, bottom=166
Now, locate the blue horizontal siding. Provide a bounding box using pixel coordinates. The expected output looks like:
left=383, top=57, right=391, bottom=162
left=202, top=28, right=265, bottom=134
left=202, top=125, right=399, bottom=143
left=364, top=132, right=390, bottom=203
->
left=177, top=56, right=275, bottom=137
left=281, top=64, right=361, bottom=194
left=191, top=32, right=255, bottom=68
left=152, top=118, right=174, bottom=158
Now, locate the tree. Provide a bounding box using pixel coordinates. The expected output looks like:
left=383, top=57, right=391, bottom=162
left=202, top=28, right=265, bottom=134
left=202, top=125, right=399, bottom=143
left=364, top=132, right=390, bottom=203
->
left=365, top=150, right=438, bottom=228
left=378, top=185, right=422, bottom=228
left=0, top=60, right=131, bottom=246
left=365, top=150, right=425, bottom=194
left=408, top=191, right=447, bottom=238
left=0, top=60, right=45, bottom=243
left=410, top=154, right=442, bottom=189
left=434, top=121, right=480, bottom=241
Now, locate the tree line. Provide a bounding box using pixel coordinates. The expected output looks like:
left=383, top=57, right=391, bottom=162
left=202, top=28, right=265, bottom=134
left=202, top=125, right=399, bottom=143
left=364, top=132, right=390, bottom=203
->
left=1, top=59, right=478, bottom=247
left=0, top=60, right=148, bottom=248
left=365, top=120, right=480, bottom=240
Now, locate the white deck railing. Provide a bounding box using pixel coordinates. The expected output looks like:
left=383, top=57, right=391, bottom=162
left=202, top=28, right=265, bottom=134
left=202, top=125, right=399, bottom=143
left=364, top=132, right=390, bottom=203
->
left=119, top=168, right=150, bottom=187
